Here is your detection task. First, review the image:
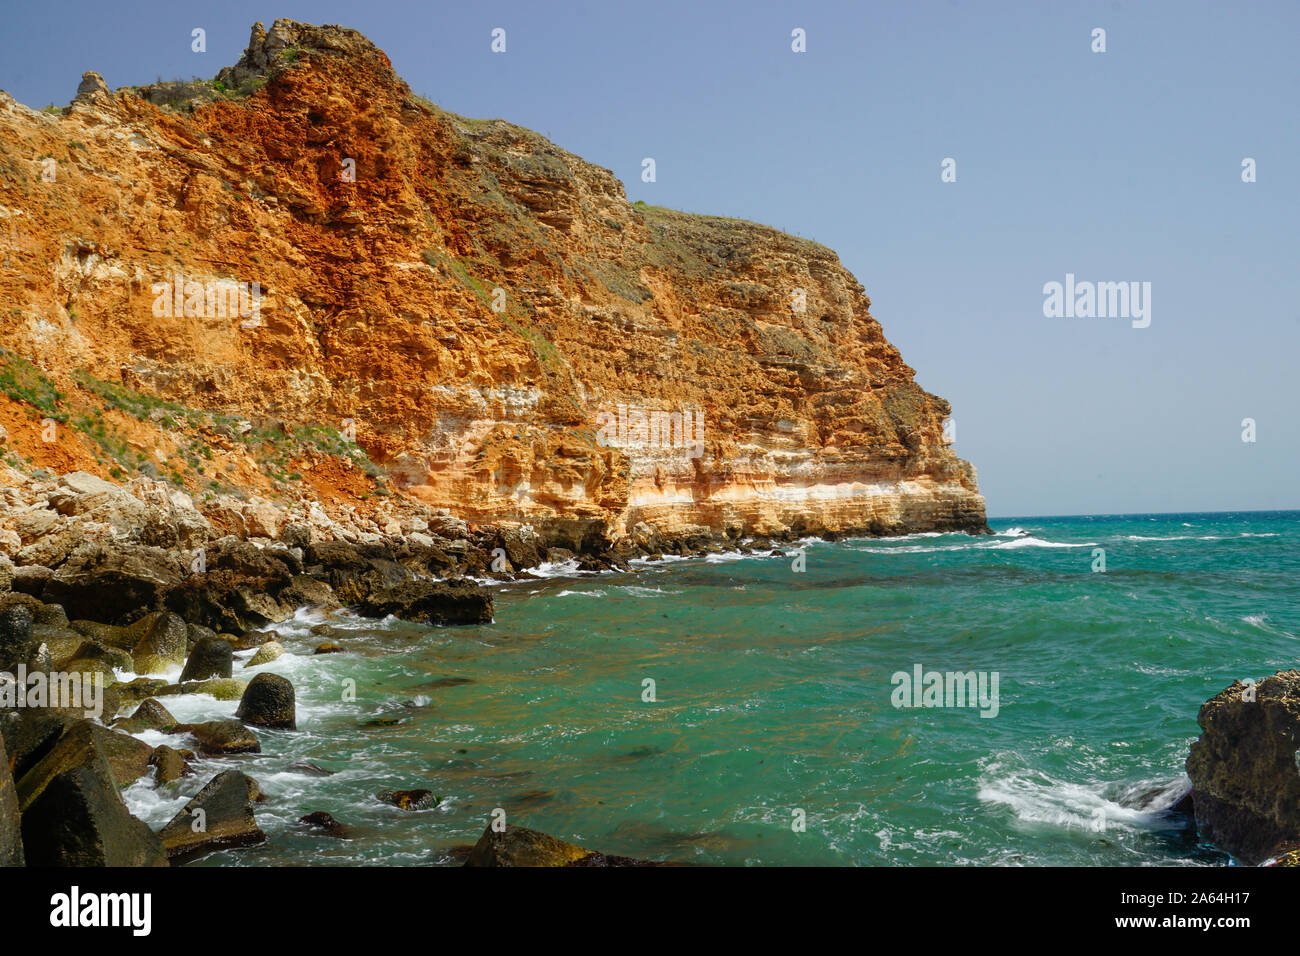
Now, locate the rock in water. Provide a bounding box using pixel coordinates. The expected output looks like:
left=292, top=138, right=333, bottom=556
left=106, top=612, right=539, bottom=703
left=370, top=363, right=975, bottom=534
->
left=377, top=789, right=437, bottom=810
left=158, top=770, right=264, bottom=860
left=236, top=673, right=296, bottom=729
left=113, top=698, right=178, bottom=734
left=300, top=811, right=347, bottom=837
left=464, top=822, right=661, bottom=867
left=20, top=754, right=167, bottom=866
left=180, top=720, right=261, bottom=755
left=1185, top=669, right=1300, bottom=864
left=356, top=580, right=493, bottom=626
left=245, top=640, right=284, bottom=667
left=0, top=735, right=23, bottom=865
left=179, top=635, right=234, bottom=682
left=148, top=745, right=193, bottom=785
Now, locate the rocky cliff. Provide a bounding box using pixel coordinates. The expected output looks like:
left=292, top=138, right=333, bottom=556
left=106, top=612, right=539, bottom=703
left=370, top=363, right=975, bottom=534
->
left=1186, top=670, right=1300, bottom=865
left=0, top=19, right=986, bottom=553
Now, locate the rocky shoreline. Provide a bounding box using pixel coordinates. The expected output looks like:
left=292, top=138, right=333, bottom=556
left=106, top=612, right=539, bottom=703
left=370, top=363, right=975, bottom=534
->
left=0, top=467, right=990, bottom=867
left=4, top=469, right=1297, bottom=867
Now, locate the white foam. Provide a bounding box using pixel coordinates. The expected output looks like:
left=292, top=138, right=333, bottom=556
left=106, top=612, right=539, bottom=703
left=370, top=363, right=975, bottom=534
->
left=988, top=536, right=1095, bottom=550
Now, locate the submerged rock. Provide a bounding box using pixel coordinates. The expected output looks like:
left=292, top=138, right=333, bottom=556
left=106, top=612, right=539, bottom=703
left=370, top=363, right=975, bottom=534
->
left=300, top=810, right=347, bottom=837
left=1186, top=669, right=1300, bottom=864
left=377, top=789, right=438, bottom=810
left=288, top=760, right=335, bottom=777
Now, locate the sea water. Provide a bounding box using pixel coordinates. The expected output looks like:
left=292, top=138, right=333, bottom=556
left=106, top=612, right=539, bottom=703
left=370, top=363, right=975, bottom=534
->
left=121, top=512, right=1299, bottom=866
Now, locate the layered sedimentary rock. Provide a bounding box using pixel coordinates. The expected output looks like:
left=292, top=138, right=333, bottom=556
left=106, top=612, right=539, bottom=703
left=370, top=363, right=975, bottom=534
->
left=0, top=19, right=985, bottom=548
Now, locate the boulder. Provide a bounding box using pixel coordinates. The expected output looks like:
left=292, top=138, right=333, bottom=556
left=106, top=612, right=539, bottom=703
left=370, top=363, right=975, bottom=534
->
left=131, top=611, right=189, bottom=674
left=113, top=698, right=177, bottom=734
left=16, top=529, right=83, bottom=569
left=148, top=745, right=192, bottom=785
left=245, top=641, right=285, bottom=667
left=31, top=603, right=68, bottom=627
left=1186, top=670, right=1300, bottom=864
left=495, top=525, right=543, bottom=570
left=280, top=523, right=311, bottom=548
left=11, top=565, right=52, bottom=596
left=16, top=720, right=154, bottom=811
left=21, top=756, right=167, bottom=867
left=356, top=580, right=493, bottom=626
left=65, top=640, right=134, bottom=672
left=0, top=603, right=36, bottom=672
left=0, top=736, right=22, bottom=865
left=300, top=810, right=346, bottom=837
left=115, top=677, right=170, bottom=706
left=232, top=629, right=276, bottom=650
left=464, top=823, right=618, bottom=867
left=42, top=543, right=183, bottom=624
left=69, top=619, right=132, bottom=650
left=280, top=574, right=338, bottom=609
left=179, top=635, right=233, bottom=682
left=0, top=709, right=77, bottom=781
left=306, top=540, right=411, bottom=604
left=46, top=472, right=149, bottom=532
left=236, top=673, right=296, bottom=729
left=186, top=622, right=218, bottom=652
left=158, top=770, right=264, bottom=860
left=377, top=789, right=438, bottom=810
left=179, top=720, right=261, bottom=756
left=159, top=678, right=247, bottom=701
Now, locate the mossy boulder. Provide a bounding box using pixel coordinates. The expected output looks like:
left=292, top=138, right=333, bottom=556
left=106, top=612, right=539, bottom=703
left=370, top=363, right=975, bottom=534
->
left=236, top=673, right=296, bottom=730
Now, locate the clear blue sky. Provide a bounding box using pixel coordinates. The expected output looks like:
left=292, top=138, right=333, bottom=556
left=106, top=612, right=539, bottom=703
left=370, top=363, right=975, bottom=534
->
left=3, top=0, right=1296, bottom=517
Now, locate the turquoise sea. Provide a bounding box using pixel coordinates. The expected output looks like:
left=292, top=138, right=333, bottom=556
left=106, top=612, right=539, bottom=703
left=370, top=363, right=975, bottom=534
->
left=122, top=512, right=1300, bottom=866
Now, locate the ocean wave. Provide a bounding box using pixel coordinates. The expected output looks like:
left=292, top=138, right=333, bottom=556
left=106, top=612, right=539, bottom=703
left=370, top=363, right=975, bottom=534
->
left=977, top=757, right=1190, bottom=833
left=523, top=558, right=581, bottom=578
left=614, top=585, right=681, bottom=597
left=1241, top=614, right=1296, bottom=638
left=987, top=536, right=1096, bottom=549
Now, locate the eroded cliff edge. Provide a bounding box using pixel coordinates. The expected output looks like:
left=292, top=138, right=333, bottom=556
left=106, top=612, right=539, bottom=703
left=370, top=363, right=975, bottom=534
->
left=0, top=19, right=986, bottom=554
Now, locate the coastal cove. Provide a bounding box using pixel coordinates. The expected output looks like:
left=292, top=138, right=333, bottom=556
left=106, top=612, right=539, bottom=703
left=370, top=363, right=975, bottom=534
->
left=104, top=511, right=1296, bottom=867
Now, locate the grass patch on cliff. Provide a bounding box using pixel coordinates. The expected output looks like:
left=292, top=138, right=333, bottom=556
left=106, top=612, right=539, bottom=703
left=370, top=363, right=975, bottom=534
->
left=0, top=349, right=68, bottom=421
left=67, top=369, right=385, bottom=493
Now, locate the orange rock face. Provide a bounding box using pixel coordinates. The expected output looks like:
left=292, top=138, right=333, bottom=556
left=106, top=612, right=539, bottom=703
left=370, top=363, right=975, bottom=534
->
left=0, top=20, right=986, bottom=547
